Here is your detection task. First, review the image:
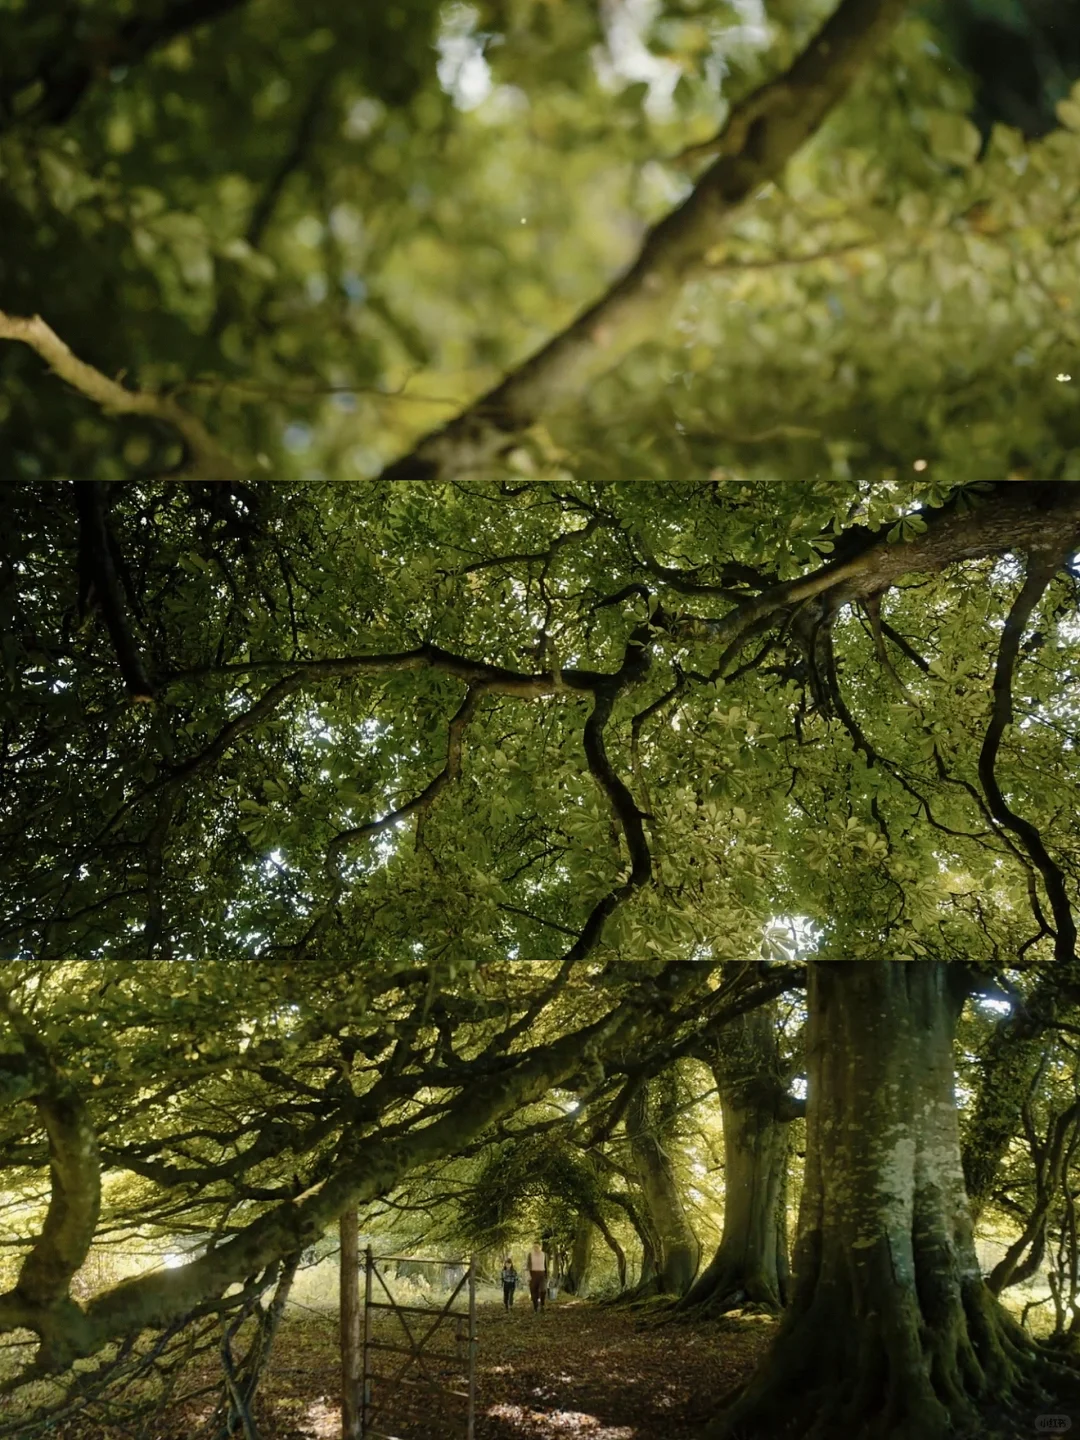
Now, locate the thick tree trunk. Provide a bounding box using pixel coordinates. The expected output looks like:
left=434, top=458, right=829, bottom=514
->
left=712, top=961, right=1078, bottom=1440
left=565, top=1216, right=594, bottom=1296
left=682, top=996, right=793, bottom=1314
left=628, top=1084, right=700, bottom=1296
left=614, top=1191, right=659, bottom=1291
left=595, top=1214, right=627, bottom=1291
left=962, top=972, right=1057, bottom=1221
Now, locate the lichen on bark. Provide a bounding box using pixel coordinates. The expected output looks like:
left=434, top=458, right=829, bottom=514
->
left=627, top=1080, right=701, bottom=1297
left=681, top=987, right=794, bottom=1315
left=711, top=961, right=1080, bottom=1440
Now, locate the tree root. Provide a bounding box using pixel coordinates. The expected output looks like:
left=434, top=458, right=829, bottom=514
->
left=707, top=1280, right=1080, bottom=1440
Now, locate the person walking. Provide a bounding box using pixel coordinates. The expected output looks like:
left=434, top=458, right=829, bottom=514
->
left=526, top=1241, right=547, bottom=1311
left=501, top=1256, right=518, bottom=1311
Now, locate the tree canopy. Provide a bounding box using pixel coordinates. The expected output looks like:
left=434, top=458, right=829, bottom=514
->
left=4, top=1, right=1080, bottom=1436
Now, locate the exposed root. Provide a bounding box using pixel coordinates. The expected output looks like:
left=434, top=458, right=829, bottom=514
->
left=677, top=1268, right=782, bottom=1321
left=707, top=1278, right=1080, bottom=1440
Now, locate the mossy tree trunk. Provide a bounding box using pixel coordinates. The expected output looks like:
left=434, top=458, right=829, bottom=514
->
left=682, top=991, right=795, bottom=1315
left=595, top=1214, right=627, bottom=1291
left=962, top=971, right=1057, bottom=1222
left=611, top=1190, right=659, bottom=1291
left=565, top=1216, right=594, bottom=1296
left=628, top=1082, right=701, bottom=1297
left=712, top=961, right=1079, bottom=1440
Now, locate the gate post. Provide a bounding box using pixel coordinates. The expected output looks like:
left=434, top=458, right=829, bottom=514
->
left=361, top=1246, right=373, bottom=1436
left=467, top=1255, right=477, bottom=1440
left=340, top=1208, right=361, bottom=1440
left=358, top=1251, right=475, bottom=1437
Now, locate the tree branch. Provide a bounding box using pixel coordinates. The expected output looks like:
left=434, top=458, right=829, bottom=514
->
left=72, top=482, right=155, bottom=702
left=62, top=969, right=706, bottom=1364
left=2, top=0, right=249, bottom=130
left=664, top=482, right=1080, bottom=656
left=978, top=550, right=1079, bottom=965
left=382, top=0, right=910, bottom=481
left=0, top=991, right=101, bottom=1367
left=0, top=310, right=243, bottom=481
left=326, top=684, right=483, bottom=861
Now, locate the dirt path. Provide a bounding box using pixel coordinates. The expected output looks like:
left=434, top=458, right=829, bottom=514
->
left=42, top=1300, right=776, bottom=1439
left=470, top=1303, right=773, bottom=1439
left=233, top=1301, right=775, bottom=1440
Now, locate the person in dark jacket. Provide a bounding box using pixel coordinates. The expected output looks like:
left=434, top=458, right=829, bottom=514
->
left=501, top=1256, right=518, bottom=1311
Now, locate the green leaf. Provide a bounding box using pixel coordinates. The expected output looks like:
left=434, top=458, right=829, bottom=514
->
left=926, top=111, right=981, bottom=167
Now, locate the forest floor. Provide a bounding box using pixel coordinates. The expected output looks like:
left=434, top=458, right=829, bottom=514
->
left=130, top=1300, right=776, bottom=1440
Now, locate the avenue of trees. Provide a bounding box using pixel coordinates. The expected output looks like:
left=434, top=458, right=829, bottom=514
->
left=5, top=2, right=1080, bottom=1438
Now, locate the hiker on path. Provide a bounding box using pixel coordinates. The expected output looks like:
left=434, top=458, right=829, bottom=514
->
left=501, top=1257, right=518, bottom=1311
left=526, top=1242, right=547, bottom=1311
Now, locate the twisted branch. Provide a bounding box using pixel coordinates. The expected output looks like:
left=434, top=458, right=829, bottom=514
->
left=0, top=310, right=242, bottom=481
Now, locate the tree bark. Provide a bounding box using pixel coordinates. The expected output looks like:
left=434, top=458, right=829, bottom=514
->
left=963, top=972, right=1057, bottom=1220
left=565, top=1216, right=594, bottom=1296
left=628, top=1084, right=701, bottom=1297
left=589, top=1206, right=627, bottom=1291
left=711, top=961, right=1078, bottom=1440
left=682, top=994, right=793, bottom=1314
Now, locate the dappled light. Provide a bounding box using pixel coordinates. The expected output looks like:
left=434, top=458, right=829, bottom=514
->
left=486, top=1405, right=635, bottom=1439
left=5, top=2, right=1080, bottom=1438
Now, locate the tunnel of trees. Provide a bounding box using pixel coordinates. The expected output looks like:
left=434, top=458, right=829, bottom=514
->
left=5, top=2, right=1080, bottom=1438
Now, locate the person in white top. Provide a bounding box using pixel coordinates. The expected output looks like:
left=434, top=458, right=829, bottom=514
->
left=526, top=1242, right=547, bottom=1311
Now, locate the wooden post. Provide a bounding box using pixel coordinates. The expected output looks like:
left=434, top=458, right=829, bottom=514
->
left=340, top=1208, right=361, bottom=1440
left=466, top=1255, right=477, bottom=1440
left=362, top=1246, right=374, bottom=1435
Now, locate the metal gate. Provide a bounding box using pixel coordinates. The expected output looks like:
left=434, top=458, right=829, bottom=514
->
left=359, top=1249, right=477, bottom=1440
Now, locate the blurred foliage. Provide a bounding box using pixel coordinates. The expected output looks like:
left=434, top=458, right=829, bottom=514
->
left=2, top=0, right=1079, bottom=496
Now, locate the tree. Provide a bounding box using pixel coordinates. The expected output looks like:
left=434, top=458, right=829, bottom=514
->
left=565, top=1216, right=596, bottom=1297
left=957, top=994, right=1080, bottom=1329
left=715, top=962, right=1068, bottom=1439
left=4, top=478, right=1080, bottom=1433
left=6, top=0, right=1080, bottom=1435
left=626, top=1076, right=702, bottom=1297
left=4, top=482, right=1080, bottom=1438
left=681, top=976, right=800, bottom=1315
left=962, top=967, right=1064, bottom=1220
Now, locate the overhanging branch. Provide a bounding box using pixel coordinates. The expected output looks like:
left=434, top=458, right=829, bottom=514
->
left=0, top=310, right=243, bottom=481
left=67, top=969, right=706, bottom=1362
left=73, top=482, right=155, bottom=702
left=978, top=550, right=1079, bottom=965
left=382, top=0, right=910, bottom=481
left=0, top=991, right=101, bottom=1364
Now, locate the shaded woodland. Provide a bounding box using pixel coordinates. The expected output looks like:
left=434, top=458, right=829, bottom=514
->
left=5, top=2, right=1080, bottom=1437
